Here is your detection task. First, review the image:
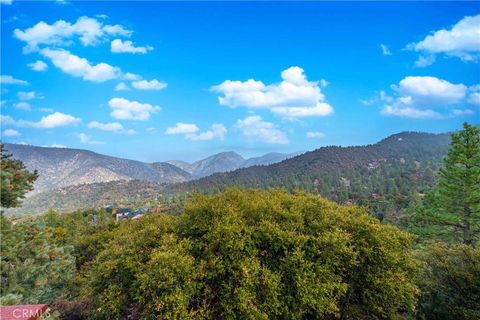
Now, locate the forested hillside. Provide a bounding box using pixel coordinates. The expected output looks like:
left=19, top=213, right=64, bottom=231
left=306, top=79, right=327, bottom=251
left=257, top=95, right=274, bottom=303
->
left=173, top=132, right=451, bottom=221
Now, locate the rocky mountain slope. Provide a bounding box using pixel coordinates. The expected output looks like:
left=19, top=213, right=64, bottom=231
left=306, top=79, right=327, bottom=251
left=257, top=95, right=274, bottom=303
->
left=2, top=143, right=192, bottom=194
left=2, top=143, right=300, bottom=195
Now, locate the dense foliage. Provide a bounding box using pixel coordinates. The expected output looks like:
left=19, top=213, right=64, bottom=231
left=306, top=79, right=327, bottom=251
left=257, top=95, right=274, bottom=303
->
left=78, top=189, right=418, bottom=319
left=415, top=242, right=480, bottom=320
left=1, top=144, right=38, bottom=209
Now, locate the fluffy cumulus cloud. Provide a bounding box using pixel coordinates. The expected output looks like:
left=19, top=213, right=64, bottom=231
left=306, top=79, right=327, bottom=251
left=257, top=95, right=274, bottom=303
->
left=87, top=121, right=135, bottom=134
left=165, top=122, right=226, bottom=141
left=2, top=129, right=21, bottom=137
left=27, top=60, right=48, bottom=71
left=36, top=112, right=81, bottom=128
left=14, top=16, right=132, bottom=52
left=40, top=48, right=121, bottom=82
left=211, top=66, right=333, bottom=118
left=1, top=112, right=81, bottom=128
left=306, top=131, right=326, bottom=139
left=1, top=75, right=28, bottom=85
left=108, top=97, right=161, bottom=120
left=132, top=79, right=167, bottom=90
left=407, top=14, right=480, bottom=66
left=111, top=39, right=153, bottom=54
left=371, top=76, right=476, bottom=119
left=236, top=115, right=288, bottom=144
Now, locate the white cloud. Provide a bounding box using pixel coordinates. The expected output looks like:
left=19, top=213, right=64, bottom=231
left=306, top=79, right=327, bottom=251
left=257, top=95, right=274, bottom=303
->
left=108, top=97, right=161, bottom=120
left=165, top=122, right=226, bottom=141
left=14, top=16, right=132, bottom=52
left=115, top=82, right=129, bottom=91
left=236, top=115, right=288, bottom=144
left=211, top=66, right=333, bottom=118
left=111, top=39, right=153, bottom=54
left=87, top=120, right=135, bottom=134
left=186, top=124, right=227, bottom=141
left=1, top=75, right=28, bottom=85
left=37, top=112, right=81, bottom=128
left=2, top=129, right=20, bottom=137
left=165, top=122, right=199, bottom=135
left=306, top=131, right=326, bottom=139
left=27, top=60, right=48, bottom=71
left=40, top=48, right=121, bottom=82
left=380, top=44, right=392, bottom=56
left=79, top=133, right=104, bottom=145
left=17, top=91, right=37, bottom=100
left=131, top=79, right=167, bottom=90
left=468, top=92, right=480, bottom=107
left=381, top=106, right=441, bottom=119
left=14, top=102, right=31, bottom=111
left=1, top=0, right=13, bottom=5
left=407, top=14, right=480, bottom=63
left=394, top=76, right=467, bottom=105
left=319, top=79, right=329, bottom=88
left=1, top=112, right=81, bottom=128
left=414, top=55, right=436, bottom=67
left=39, top=108, right=54, bottom=113
left=122, top=72, right=142, bottom=81
left=371, top=76, right=476, bottom=119
left=1, top=115, right=15, bottom=126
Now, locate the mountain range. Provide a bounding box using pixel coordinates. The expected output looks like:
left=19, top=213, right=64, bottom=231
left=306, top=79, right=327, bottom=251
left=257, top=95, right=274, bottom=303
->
left=3, top=131, right=452, bottom=216
left=2, top=143, right=299, bottom=194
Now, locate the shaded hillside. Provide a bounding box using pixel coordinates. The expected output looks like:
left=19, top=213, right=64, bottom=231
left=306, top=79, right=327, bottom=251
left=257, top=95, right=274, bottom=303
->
left=3, top=143, right=191, bottom=194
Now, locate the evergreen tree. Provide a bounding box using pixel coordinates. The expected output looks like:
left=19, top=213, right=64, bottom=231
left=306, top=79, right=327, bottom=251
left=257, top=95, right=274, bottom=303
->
left=1, top=144, right=38, bottom=209
left=413, top=123, right=480, bottom=245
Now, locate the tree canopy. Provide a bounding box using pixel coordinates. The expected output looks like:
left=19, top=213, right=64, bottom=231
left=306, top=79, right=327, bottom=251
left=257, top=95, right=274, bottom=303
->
left=79, top=189, right=419, bottom=319
left=1, top=144, right=38, bottom=209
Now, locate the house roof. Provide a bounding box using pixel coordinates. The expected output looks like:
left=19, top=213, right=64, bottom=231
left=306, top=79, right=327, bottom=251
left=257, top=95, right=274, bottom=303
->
left=0, top=305, right=48, bottom=320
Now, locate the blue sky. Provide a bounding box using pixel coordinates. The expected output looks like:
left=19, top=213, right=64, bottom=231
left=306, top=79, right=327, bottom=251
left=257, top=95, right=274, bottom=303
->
left=1, top=1, right=479, bottom=162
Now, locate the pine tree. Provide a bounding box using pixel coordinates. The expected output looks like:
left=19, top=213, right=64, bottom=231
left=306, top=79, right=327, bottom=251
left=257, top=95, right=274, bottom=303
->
left=1, top=144, right=38, bottom=209
left=417, top=123, right=480, bottom=245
